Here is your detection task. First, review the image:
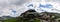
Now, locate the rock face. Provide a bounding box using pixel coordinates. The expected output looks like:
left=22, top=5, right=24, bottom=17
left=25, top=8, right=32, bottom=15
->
left=17, top=9, right=58, bottom=22
left=17, top=9, right=41, bottom=22
left=20, top=9, right=40, bottom=19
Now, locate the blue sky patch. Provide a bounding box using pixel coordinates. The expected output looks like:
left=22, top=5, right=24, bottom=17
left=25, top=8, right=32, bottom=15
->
left=27, top=4, right=33, bottom=7
left=12, top=10, right=16, bottom=14
left=39, top=4, right=53, bottom=8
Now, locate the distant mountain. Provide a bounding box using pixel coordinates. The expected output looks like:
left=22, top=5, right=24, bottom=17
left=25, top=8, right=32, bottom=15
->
left=0, top=16, right=15, bottom=20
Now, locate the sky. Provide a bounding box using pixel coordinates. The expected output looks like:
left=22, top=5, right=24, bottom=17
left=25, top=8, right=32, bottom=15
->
left=0, top=0, right=60, bottom=17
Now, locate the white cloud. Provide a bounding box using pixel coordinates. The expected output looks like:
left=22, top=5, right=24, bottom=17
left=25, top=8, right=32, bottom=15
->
left=0, top=0, right=31, bottom=17
left=0, top=0, right=60, bottom=17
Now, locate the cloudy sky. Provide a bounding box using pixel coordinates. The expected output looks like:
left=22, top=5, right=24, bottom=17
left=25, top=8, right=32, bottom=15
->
left=0, top=0, right=60, bottom=17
